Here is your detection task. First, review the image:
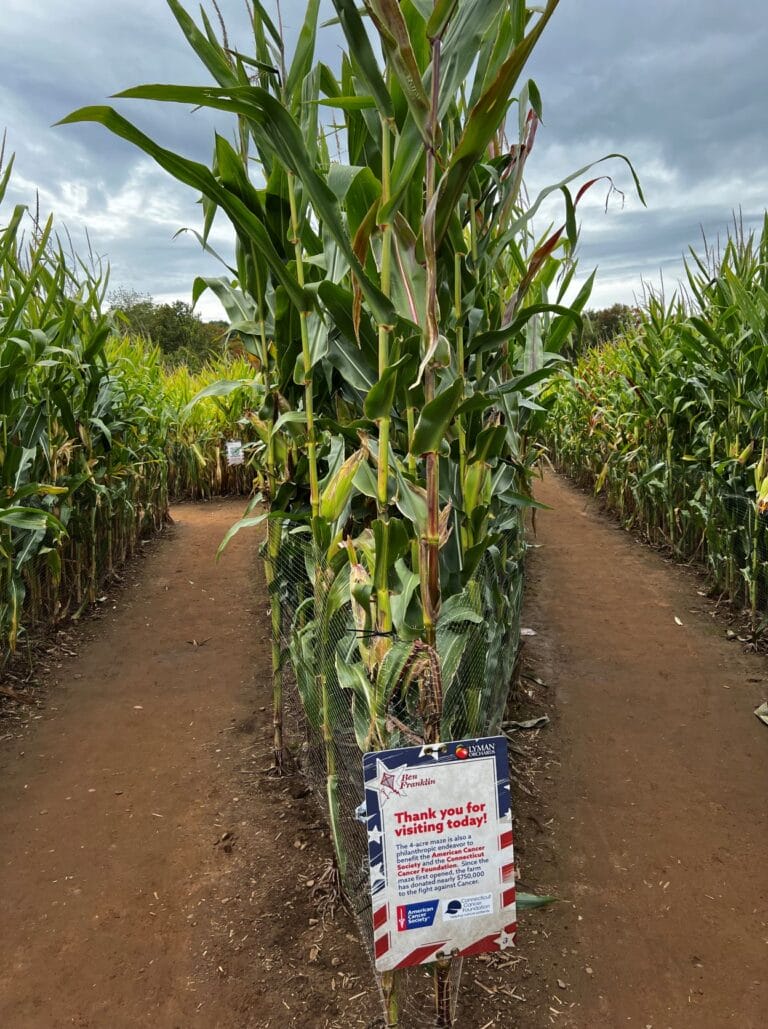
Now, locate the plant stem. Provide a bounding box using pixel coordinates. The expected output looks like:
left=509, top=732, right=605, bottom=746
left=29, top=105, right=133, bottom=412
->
left=424, top=32, right=453, bottom=1027
left=287, top=170, right=320, bottom=519
left=381, top=970, right=399, bottom=1027
left=455, top=251, right=467, bottom=553
left=252, top=253, right=285, bottom=773
left=376, top=118, right=394, bottom=637
left=288, top=171, right=342, bottom=878
left=420, top=35, right=443, bottom=651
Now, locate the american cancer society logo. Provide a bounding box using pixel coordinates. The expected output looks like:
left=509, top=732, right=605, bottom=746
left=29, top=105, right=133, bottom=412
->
left=396, top=900, right=439, bottom=931
left=396, top=895, right=494, bottom=931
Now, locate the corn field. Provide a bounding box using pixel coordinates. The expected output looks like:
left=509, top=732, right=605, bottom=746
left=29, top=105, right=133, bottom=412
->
left=548, top=217, right=768, bottom=633
left=0, top=154, right=259, bottom=659
left=58, top=0, right=640, bottom=1024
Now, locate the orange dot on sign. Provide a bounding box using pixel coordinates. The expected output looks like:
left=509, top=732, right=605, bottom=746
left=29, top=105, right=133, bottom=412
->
left=455, top=746, right=469, bottom=760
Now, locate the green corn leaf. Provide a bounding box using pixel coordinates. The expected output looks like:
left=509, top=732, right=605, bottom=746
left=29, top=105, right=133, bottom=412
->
left=527, top=78, right=543, bottom=119
left=106, top=85, right=396, bottom=328
left=165, top=0, right=238, bottom=87
left=319, top=281, right=378, bottom=353
left=561, top=183, right=578, bottom=249
left=272, top=410, right=308, bottom=438
left=335, top=654, right=374, bottom=706
left=285, top=0, right=321, bottom=103
left=375, top=640, right=418, bottom=706
left=182, top=379, right=261, bottom=417
left=462, top=460, right=490, bottom=512
left=385, top=115, right=425, bottom=225
left=390, top=561, right=420, bottom=632
left=373, top=517, right=409, bottom=579
left=493, top=366, right=558, bottom=397
left=392, top=464, right=428, bottom=535
left=0, top=507, right=67, bottom=534
left=363, top=356, right=409, bottom=420
left=12, top=483, right=69, bottom=500
left=435, top=0, right=561, bottom=245
left=469, top=425, right=508, bottom=463
left=331, top=0, right=394, bottom=120
left=469, top=304, right=581, bottom=356
left=327, top=336, right=377, bottom=390
left=247, top=0, right=284, bottom=54
left=57, top=105, right=309, bottom=312
left=320, top=436, right=346, bottom=491
left=216, top=511, right=268, bottom=558
left=317, top=96, right=377, bottom=111
left=425, top=0, right=460, bottom=40
left=436, top=625, right=467, bottom=694
left=363, top=0, right=431, bottom=145
left=494, top=154, right=645, bottom=264
left=222, top=49, right=279, bottom=78
left=516, top=892, right=557, bottom=911
left=455, top=392, right=495, bottom=417
left=353, top=459, right=379, bottom=499
left=410, top=377, right=464, bottom=455
left=438, top=590, right=483, bottom=626
left=0, top=153, right=17, bottom=205
left=384, top=2, right=504, bottom=220
left=192, top=276, right=257, bottom=324
left=443, top=4, right=507, bottom=115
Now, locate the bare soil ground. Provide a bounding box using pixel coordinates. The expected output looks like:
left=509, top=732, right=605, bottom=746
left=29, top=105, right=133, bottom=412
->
left=0, top=500, right=379, bottom=1029
left=1, top=479, right=767, bottom=1028
left=515, top=473, right=768, bottom=1027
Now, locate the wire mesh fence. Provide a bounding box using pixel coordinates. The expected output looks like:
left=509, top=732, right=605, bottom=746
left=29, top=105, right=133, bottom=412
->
left=267, top=521, right=526, bottom=1026
left=713, top=492, right=768, bottom=615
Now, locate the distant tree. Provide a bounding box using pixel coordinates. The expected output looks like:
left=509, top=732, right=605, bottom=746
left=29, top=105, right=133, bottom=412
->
left=581, top=303, right=640, bottom=351
left=108, top=288, right=222, bottom=370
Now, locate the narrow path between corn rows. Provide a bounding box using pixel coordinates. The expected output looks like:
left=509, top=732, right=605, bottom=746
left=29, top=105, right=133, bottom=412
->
left=0, top=499, right=378, bottom=1029
left=522, top=473, right=768, bottom=1027
left=3, top=485, right=767, bottom=1028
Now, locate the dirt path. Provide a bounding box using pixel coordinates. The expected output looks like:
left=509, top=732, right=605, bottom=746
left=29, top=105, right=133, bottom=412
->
left=0, top=500, right=377, bottom=1029
left=3, top=483, right=768, bottom=1029
left=521, top=473, right=768, bottom=1027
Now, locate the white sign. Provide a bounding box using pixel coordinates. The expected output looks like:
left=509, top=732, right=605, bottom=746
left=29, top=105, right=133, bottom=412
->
left=363, top=737, right=516, bottom=972
left=225, top=440, right=244, bottom=467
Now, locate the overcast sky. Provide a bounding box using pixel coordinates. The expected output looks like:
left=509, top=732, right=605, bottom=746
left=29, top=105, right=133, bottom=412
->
left=2, top=0, right=766, bottom=318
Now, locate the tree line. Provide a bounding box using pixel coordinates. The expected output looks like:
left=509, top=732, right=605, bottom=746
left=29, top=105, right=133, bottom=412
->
left=108, top=288, right=227, bottom=370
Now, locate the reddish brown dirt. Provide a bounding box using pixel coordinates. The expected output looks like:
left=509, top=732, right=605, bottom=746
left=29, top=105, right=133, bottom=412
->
left=0, top=499, right=379, bottom=1029
left=516, top=473, right=768, bottom=1027
left=3, top=479, right=768, bottom=1028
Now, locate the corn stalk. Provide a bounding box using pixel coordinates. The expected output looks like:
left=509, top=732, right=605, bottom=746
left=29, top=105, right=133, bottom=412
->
left=61, top=0, right=645, bottom=1022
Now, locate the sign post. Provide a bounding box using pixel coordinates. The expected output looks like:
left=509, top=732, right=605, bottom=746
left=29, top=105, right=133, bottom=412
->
left=363, top=736, right=516, bottom=973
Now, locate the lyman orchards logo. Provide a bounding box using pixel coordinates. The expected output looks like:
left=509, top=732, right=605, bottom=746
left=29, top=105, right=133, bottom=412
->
left=455, top=741, right=497, bottom=760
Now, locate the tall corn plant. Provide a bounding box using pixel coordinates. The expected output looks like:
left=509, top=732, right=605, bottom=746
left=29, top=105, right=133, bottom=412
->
left=0, top=141, right=255, bottom=661
left=63, top=2, right=640, bottom=1021
left=0, top=153, right=172, bottom=656
left=63, top=0, right=630, bottom=685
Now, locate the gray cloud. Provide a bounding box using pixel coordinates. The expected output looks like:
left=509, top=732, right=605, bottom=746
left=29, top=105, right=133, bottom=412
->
left=524, top=0, right=768, bottom=303
left=1, top=0, right=766, bottom=318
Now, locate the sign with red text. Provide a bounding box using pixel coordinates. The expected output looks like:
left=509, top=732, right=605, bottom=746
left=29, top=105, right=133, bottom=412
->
left=362, top=737, right=516, bottom=972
